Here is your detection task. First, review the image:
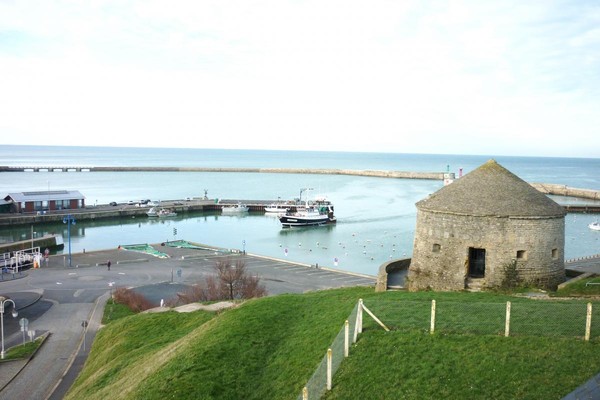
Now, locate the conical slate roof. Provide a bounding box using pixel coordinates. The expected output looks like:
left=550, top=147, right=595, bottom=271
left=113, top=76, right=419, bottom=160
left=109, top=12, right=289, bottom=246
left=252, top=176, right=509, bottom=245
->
left=416, top=159, right=566, bottom=217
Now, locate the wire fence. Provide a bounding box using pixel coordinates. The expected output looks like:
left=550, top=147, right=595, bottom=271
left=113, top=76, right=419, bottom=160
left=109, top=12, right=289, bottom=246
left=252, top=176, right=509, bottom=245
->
left=363, top=299, right=600, bottom=340
left=297, top=302, right=360, bottom=400
left=297, top=297, right=599, bottom=399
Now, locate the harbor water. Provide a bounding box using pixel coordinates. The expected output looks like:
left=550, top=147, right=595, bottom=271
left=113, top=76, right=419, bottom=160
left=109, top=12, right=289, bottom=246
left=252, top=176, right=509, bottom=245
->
left=0, top=145, right=599, bottom=276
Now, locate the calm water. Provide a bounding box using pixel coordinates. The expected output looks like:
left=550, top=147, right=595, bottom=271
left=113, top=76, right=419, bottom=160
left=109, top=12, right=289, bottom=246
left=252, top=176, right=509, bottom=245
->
left=1, top=145, right=599, bottom=276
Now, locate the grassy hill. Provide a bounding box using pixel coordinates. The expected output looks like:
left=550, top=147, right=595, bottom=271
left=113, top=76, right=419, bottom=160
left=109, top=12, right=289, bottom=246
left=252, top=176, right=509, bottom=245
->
left=66, top=288, right=600, bottom=400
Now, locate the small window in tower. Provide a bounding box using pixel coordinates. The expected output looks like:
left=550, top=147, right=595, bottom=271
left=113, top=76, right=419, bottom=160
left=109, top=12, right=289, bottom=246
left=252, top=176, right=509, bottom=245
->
left=516, top=250, right=527, bottom=260
left=552, top=248, right=558, bottom=259
left=432, top=243, right=441, bottom=253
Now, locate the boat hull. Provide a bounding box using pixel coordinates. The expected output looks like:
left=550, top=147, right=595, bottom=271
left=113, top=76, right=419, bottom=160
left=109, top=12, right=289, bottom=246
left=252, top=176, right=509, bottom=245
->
left=279, top=214, right=335, bottom=227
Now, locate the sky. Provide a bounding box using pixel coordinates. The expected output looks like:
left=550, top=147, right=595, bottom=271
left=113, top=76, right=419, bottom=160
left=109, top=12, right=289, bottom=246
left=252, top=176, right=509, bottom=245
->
left=0, top=1, right=599, bottom=157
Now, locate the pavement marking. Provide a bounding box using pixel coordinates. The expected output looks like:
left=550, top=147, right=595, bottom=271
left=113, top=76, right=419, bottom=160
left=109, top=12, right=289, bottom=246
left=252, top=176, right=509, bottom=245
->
left=304, top=271, right=337, bottom=276
left=275, top=266, right=304, bottom=271
left=68, top=272, right=77, bottom=275
left=56, top=282, right=62, bottom=285
left=118, top=272, right=125, bottom=275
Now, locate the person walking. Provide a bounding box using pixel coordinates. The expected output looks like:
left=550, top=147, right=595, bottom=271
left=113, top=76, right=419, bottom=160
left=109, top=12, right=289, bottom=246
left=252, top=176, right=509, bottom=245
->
left=107, top=260, right=111, bottom=271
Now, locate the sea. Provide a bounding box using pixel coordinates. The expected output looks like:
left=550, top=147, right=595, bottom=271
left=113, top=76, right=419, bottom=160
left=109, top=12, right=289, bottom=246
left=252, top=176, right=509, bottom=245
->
left=1, top=145, right=599, bottom=276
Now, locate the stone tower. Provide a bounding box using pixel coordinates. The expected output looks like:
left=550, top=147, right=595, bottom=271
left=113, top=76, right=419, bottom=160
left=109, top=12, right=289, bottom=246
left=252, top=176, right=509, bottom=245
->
left=407, top=159, right=566, bottom=291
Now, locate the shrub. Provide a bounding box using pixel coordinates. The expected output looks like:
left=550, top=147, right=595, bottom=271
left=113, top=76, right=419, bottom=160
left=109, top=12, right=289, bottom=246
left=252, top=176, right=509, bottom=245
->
left=112, top=287, right=155, bottom=312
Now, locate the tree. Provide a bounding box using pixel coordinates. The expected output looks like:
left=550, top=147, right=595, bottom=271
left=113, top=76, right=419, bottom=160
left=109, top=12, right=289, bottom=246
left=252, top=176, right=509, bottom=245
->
left=174, top=259, right=267, bottom=304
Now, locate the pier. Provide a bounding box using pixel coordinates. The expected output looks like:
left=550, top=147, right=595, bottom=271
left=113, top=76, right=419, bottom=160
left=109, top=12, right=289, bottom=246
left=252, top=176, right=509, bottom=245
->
left=0, top=199, right=303, bottom=227
left=0, top=166, right=449, bottom=180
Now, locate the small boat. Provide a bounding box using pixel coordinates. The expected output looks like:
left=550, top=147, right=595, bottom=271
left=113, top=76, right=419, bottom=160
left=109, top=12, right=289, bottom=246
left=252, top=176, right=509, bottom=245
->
left=148, top=207, right=177, bottom=218
left=264, top=204, right=289, bottom=213
left=589, top=222, right=600, bottom=231
left=158, top=208, right=177, bottom=218
left=222, top=203, right=249, bottom=214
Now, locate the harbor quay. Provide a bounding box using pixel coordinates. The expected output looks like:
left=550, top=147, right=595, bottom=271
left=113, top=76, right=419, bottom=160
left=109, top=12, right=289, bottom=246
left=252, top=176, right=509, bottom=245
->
left=0, top=198, right=291, bottom=227
left=1, top=190, right=599, bottom=228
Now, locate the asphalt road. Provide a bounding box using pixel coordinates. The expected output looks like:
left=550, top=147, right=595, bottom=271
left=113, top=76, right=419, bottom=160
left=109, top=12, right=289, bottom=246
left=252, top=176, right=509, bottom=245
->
left=0, top=243, right=375, bottom=399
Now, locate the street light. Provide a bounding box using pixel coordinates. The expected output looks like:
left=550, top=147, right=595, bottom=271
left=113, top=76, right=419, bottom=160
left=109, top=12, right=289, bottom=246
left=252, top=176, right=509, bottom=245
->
left=1, top=297, right=18, bottom=359
left=63, top=214, right=76, bottom=268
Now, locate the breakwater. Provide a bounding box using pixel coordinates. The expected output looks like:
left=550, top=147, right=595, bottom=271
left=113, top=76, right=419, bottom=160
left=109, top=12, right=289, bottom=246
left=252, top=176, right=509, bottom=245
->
left=530, top=183, right=600, bottom=201
left=0, top=166, right=448, bottom=180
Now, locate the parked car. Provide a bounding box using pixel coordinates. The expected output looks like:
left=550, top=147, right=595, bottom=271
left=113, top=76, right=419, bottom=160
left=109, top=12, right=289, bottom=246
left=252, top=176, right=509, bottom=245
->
left=109, top=201, right=118, bottom=206
left=127, top=200, right=135, bottom=205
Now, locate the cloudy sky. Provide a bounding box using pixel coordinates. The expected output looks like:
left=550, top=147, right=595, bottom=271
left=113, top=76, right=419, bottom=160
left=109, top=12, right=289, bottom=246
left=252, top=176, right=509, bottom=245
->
left=0, top=1, right=599, bottom=157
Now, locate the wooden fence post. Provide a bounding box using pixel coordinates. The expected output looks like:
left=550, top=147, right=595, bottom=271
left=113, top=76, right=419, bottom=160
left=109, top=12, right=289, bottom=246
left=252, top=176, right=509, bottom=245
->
left=358, top=299, right=364, bottom=334
left=302, top=386, right=308, bottom=400
left=430, top=300, right=436, bottom=334
left=344, top=320, right=349, bottom=357
left=354, top=299, right=363, bottom=343
left=585, top=303, right=592, bottom=342
left=327, top=348, right=333, bottom=391
left=505, top=301, right=511, bottom=337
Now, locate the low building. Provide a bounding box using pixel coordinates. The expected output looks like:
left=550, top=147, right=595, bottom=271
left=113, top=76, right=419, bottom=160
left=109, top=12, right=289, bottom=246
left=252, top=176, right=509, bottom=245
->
left=3, top=190, right=86, bottom=213
left=407, top=160, right=566, bottom=291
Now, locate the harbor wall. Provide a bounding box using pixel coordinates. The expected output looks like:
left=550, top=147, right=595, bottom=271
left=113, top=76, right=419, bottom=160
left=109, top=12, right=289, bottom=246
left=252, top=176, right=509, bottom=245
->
left=530, top=183, right=600, bottom=201
left=0, top=234, right=62, bottom=253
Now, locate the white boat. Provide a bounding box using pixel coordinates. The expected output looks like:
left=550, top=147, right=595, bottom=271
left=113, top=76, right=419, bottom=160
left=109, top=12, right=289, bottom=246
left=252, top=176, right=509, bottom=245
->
left=264, top=204, right=289, bottom=213
left=222, top=203, right=249, bottom=214
left=157, top=208, right=177, bottom=218
left=148, top=207, right=177, bottom=218
left=589, top=222, right=600, bottom=231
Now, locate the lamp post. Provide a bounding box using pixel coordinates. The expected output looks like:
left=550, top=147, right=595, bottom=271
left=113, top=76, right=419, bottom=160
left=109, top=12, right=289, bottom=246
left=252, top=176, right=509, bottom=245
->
left=1, top=297, right=18, bottom=359
left=63, top=214, right=76, bottom=268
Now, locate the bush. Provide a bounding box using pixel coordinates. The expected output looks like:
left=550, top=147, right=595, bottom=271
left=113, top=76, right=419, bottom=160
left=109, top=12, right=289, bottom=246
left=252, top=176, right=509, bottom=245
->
left=112, top=287, right=155, bottom=312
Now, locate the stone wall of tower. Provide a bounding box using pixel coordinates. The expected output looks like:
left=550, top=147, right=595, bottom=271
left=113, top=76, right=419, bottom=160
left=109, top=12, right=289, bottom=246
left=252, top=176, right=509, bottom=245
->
left=407, top=209, right=565, bottom=291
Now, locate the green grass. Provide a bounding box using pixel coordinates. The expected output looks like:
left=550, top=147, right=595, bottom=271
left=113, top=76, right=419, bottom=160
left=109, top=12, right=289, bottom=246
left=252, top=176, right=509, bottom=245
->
left=555, top=276, right=600, bottom=297
left=323, top=331, right=600, bottom=400
left=66, top=288, right=600, bottom=400
left=0, top=337, right=44, bottom=361
left=102, top=300, right=136, bottom=324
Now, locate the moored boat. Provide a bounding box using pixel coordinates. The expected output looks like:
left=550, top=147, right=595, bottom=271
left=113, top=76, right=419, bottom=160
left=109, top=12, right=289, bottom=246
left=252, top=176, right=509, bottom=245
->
left=222, top=203, right=249, bottom=214
left=157, top=208, right=177, bottom=218
left=590, top=222, right=600, bottom=231
left=148, top=207, right=177, bottom=218
left=264, top=204, right=289, bottom=213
